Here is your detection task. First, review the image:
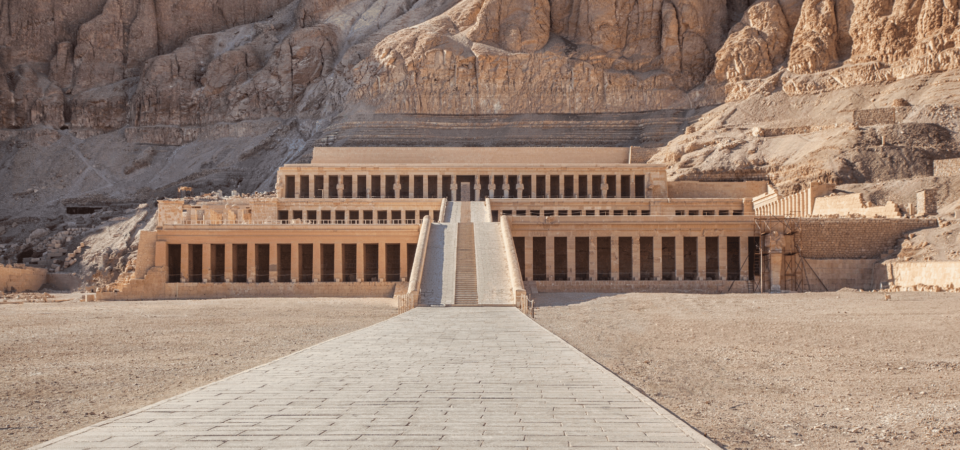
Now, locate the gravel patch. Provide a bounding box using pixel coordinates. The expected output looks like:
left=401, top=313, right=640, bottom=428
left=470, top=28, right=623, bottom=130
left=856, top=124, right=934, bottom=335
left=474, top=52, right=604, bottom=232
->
left=1, top=297, right=395, bottom=450
left=534, top=291, right=960, bottom=449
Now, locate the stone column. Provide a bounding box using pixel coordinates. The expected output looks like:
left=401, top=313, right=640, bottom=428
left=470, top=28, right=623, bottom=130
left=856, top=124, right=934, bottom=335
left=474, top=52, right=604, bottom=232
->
left=334, top=243, right=343, bottom=282
left=573, top=175, right=580, bottom=198
left=488, top=174, right=496, bottom=199
left=421, top=175, right=428, bottom=199
left=630, top=175, right=636, bottom=199
left=769, top=252, right=782, bottom=292
left=530, top=175, right=537, bottom=199
left=400, top=242, right=409, bottom=282
left=378, top=242, right=386, bottom=282
left=632, top=234, right=640, bottom=281
left=394, top=175, right=402, bottom=199
left=357, top=242, right=366, bottom=282
left=450, top=180, right=458, bottom=201
left=697, top=235, right=706, bottom=281
left=675, top=235, right=683, bottom=281
left=269, top=244, right=278, bottom=282
left=517, top=178, right=524, bottom=199
left=381, top=175, right=387, bottom=199
left=474, top=175, right=481, bottom=201
left=740, top=236, right=750, bottom=281
left=546, top=234, right=555, bottom=281
left=587, top=175, right=594, bottom=198
left=225, top=244, right=233, bottom=282
left=247, top=244, right=256, bottom=283
left=408, top=175, right=415, bottom=199
left=201, top=243, right=211, bottom=282
left=718, top=235, right=728, bottom=280
left=654, top=236, right=663, bottom=280
left=502, top=175, right=510, bottom=198
left=611, top=235, right=619, bottom=281
left=313, top=243, right=322, bottom=282
left=291, top=243, right=300, bottom=282
left=524, top=236, right=533, bottom=281
left=589, top=235, right=597, bottom=281
left=336, top=175, right=344, bottom=198
left=559, top=175, right=565, bottom=199
left=567, top=235, right=576, bottom=280
left=437, top=174, right=443, bottom=199
left=181, top=244, right=190, bottom=282
left=294, top=176, right=301, bottom=198
left=601, top=175, right=608, bottom=199
left=307, top=175, right=314, bottom=198
left=545, top=175, right=551, bottom=199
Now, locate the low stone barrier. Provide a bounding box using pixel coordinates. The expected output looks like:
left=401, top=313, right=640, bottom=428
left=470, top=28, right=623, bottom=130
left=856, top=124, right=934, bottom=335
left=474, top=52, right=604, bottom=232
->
left=535, top=280, right=751, bottom=294
left=0, top=264, right=48, bottom=292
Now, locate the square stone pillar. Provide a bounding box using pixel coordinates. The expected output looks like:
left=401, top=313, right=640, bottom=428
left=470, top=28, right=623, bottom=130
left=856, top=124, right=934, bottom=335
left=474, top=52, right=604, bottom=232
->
left=201, top=243, right=211, bottom=282
left=394, top=175, right=402, bottom=199
left=740, top=236, right=749, bottom=281
left=573, top=175, right=579, bottom=199
left=225, top=244, right=233, bottom=282
left=294, top=176, right=301, bottom=198
left=653, top=236, right=663, bottom=280
left=546, top=235, right=555, bottom=281
left=313, top=243, right=322, bottom=282
left=291, top=243, right=300, bottom=282
left=307, top=175, right=314, bottom=198
left=632, top=234, right=640, bottom=281
left=247, top=244, right=256, bottom=282
left=488, top=174, right=496, bottom=199
left=589, top=236, right=597, bottom=281
left=630, top=175, right=636, bottom=198
left=545, top=176, right=551, bottom=199
left=587, top=176, right=594, bottom=198
left=559, top=175, right=565, bottom=199
left=400, top=242, right=409, bottom=282
left=357, top=242, right=366, bottom=282
left=697, top=236, right=706, bottom=281
left=718, top=235, right=727, bottom=280
left=334, top=243, right=343, bottom=282
left=769, top=252, right=782, bottom=292
left=378, top=243, right=386, bottom=282
left=269, top=244, right=278, bottom=282
left=530, top=175, right=537, bottom=198
left=336, top=175, right=344, bottom=198
left=675, top=236, right=683, bottom=281
left=567, top=235, right=576, bottom=281
left=437, top=174, right=444, bottom=199
left=381, top=176, right=387, bottom=199
left=450, top=180, right=458, bottom=201
left=517, top=179, right=525, bottom=199
left=611, top=235, right=619, bottom=281
left=408, top=175, right=415, bottom=199
left=524, top=236, right=534, bottom=281
left=423, top=175, right=429, bottom=199
left=601, top=175, right=608, bottom=199
left=180, top=245, right=190, bottom=282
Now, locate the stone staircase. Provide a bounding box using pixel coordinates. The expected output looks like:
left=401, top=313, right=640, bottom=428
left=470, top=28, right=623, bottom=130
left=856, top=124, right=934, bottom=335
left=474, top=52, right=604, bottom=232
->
left=455, top=224, right=479, bottom=305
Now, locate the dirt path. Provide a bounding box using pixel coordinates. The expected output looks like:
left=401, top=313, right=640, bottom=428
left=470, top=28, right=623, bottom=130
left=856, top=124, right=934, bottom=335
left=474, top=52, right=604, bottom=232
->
left=534, top=291, right=960, bottom=449
left=0, top=297, right=396, bottom=450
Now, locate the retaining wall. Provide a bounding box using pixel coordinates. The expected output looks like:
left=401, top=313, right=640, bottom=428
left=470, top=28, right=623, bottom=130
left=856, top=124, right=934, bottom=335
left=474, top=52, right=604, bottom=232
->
left=535, top=280, right=752, bottom=294
left=882, top=261, right=960, bottom=291
left=799, top=218, right=936, bottom=259
left=803, top=259, right=881, bottom=291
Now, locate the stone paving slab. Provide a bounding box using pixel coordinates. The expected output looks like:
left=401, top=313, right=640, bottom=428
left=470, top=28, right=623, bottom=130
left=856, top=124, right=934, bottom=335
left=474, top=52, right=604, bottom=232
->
left=33, top=308, right=720, bottom=450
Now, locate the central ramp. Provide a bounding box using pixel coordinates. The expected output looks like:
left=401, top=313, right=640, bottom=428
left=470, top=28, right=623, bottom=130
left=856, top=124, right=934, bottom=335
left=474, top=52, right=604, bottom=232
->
left=35, top=309, right=720, bottom=449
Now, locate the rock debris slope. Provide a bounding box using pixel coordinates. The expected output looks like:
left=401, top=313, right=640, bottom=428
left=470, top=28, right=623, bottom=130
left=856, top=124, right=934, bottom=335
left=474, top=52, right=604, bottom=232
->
left=3, top=0, right=960, bottom=241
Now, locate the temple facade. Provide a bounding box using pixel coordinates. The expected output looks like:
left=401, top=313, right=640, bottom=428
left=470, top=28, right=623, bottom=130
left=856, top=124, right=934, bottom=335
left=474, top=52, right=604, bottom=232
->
left=101, top=147, right=807, bottom=305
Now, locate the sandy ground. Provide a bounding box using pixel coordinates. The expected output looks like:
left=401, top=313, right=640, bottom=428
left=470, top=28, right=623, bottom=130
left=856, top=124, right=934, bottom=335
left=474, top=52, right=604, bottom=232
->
left=534, top=291, right=960, bottom=449
left=0, top=297, right=396, bottom=450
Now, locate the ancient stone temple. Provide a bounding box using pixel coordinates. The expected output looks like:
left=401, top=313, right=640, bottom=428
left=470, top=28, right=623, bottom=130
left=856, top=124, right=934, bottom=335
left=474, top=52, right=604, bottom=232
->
left=100, top=147, right=931, bottom=305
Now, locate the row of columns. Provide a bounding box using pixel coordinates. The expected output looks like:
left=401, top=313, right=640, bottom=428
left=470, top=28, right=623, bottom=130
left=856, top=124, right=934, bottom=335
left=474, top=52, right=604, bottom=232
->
left=172, top=242, right=411, bottom=284
left=519, top=234, right=751, bottom=282
left=757, top=188, right=814, bottom=217
left=280, top=209, right=437, bottom=224
left=285, top=174, right=647, bottom=200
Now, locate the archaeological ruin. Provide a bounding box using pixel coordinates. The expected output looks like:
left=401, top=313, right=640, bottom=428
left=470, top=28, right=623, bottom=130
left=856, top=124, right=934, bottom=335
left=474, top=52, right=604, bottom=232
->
left=79, top=146, right=941, bottom=307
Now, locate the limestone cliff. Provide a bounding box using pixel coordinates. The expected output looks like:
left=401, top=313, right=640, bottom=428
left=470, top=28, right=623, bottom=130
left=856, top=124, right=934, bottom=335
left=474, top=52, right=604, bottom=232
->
left=2, top=0, right=960, bottom=222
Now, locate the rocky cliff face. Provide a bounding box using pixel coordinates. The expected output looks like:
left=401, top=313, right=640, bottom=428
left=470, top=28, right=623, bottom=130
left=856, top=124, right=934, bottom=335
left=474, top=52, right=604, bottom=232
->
left=2, top=0, right=960, bottom=221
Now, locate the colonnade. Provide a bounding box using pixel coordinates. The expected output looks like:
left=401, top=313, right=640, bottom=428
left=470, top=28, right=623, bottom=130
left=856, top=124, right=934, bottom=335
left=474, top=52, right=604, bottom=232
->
left=281, top=173, right=649, bottom=200
left=164, top=241, right=416, bottom=284
left=512, top=233, right=754, bottom=282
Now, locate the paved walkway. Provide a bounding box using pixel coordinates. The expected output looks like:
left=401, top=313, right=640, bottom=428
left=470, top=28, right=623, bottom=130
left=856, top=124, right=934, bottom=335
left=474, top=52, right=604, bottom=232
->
left=36, top=309, right=719, bottom=449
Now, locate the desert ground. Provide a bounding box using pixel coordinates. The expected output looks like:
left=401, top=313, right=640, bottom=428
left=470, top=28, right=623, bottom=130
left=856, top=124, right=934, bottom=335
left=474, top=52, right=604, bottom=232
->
left=0, top=297, right=396, bottom=450
left=535, top=291, right=960, bottom=449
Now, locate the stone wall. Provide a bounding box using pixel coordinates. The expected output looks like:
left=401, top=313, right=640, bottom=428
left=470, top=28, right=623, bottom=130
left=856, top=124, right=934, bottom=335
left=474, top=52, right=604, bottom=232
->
left=852, top=107, right=910, bottom=127
left=534, top=280, right=751, bottom=294
left=811, top=193, right=901, bottom=218
left=803, top=259, right=881, bottom=291
left=933, top=158, right=960, bottom=177
left=667, top=181, right=768, bottom=199
left=798, top=218, right=936, bottom=259
left=0, top=264, right=48, bottom=292
left=97, top=268, right=399, bottom=301
left=881, top=261, right=960, bottom=291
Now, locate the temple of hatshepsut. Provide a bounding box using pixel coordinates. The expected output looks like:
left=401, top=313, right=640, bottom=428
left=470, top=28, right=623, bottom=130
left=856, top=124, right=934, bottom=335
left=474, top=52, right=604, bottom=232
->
left=96, top=147, right=940, bottom=307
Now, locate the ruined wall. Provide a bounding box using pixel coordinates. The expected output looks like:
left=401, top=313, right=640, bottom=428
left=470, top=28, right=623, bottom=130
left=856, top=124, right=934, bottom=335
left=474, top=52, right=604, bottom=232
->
left=812, top=193, right=901, bottom=218
left=881, top=261, right=960, bottom=291
left=933, top=158, right=960, bottom=177
left=804, top=259, right=880, bottom=291
left=852, top=108, right=909, bottom=127
left=798, top=218, right=936, bottom=259
left=0, top=265, right=48, bottom=292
